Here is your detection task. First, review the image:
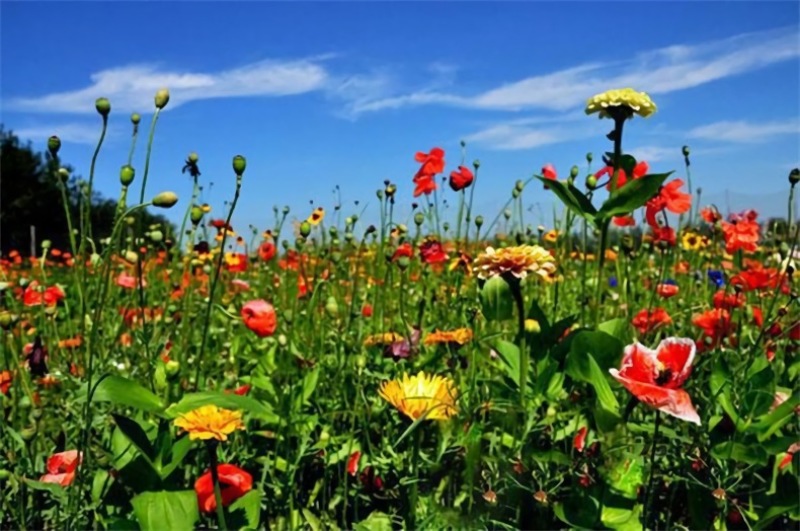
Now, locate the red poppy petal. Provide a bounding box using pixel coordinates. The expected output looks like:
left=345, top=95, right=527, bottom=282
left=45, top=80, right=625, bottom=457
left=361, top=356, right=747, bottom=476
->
left=655, top=337, right=696, bottom=387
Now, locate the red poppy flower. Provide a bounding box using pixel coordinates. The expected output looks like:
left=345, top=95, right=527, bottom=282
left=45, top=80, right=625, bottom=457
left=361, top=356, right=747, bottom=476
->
left=392, top=242, right=414, bottom=262
left=225, top=253, right=248, bottom=273
left=415, top=148, right=445, bottom=175
left=40, top=450, right=82, bottom=486
left=609, top=338, right=700, bottom=424
left=721, top=219, right=760, bottom=254
left=419, top=239, right=448, bottom=265
left=693, top=308, right=732, bottom=346
left=631, top=307, right=672, bottom=335
left=652, top=226, right=676, bottom=247
left=573, top=427, right=588, bottom=453
left=656, top=284, right=679, bottom=299
left=347, top=451, right=361, bottom=476
left=645, top=179, right=691, bottom=228
left=361, top=304, right=373, bottom=318
left=731, top=267, right=775, bottom=291
left=116, top=271, right=145, bottom=290
left=541, top=164, right=557, bottom=189
left=209, top=219, right=232, bottom=231
left=712, top=290, right=745, bottom=310
left=258, top=241, right=276, bottom=262
left=700, top=206, right=722, bottom=224
left=449, top=166, right=474, bottom=192
left=195, top=464, right=253, bottom=513
left=613, top=215, right=636, bottom=227
left=233, top=384, right=251, bottom=396
left=241, top=300, right=277, bottom=338
left=22, top=282, right=65, bottom=307
left=413, top=173, right=437, bottom=197
left=598, top=160, right=649, bottom=191
left=0, top=370, right=12, bottom=395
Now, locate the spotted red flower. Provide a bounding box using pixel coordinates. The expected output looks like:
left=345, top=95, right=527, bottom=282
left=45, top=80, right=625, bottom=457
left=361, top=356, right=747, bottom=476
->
left=609, top=338, right=700, bottom=424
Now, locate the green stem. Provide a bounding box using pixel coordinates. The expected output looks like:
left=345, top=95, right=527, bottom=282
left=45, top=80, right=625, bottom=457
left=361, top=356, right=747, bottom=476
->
left=643, top=410, right=661, bottom=528
left=207, top=442, right=228, bottom=531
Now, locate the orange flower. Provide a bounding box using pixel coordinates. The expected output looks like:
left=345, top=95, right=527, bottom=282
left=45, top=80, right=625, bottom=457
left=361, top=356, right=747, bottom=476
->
left=473, top=245, right=556, bottom=281
left=241, top=300, right=277, bottom=337
left=597, top=160, right=648, bottom=190
left=646, top=179, right=691, bottom=228
left=700, top=206, right=722, bottom=224
left=258, top=241, right=276, bottom=261
left=656, top=284, right=679, bottom=299
left=631, top=307, right=672, bottom=335
left=721, top=219, right=760, bottom=254
left=424, top=328, right=473, bottom=347
left=0, top=370, right=11, bottom=395
left=693, top=308, right=732, bottom=346
left=40, top=450, right=82, bottom=486
left=174, top=405, right=244, bottom=441
left=307, top=207, right=325, bottom=226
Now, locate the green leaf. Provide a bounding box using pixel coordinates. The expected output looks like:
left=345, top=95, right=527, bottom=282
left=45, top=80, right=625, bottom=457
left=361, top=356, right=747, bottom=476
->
left=553, top=492, right=601, bottom=529
left=596, top=172, right=672, bottom=221
left=165, top=391, right=279, bottom=424
left=602, top=505, right=641, bottom=531
left=710, top=441, right=768, bottom=466
left=131, top=490, right=199, bottom=531
left=598, top=318, right=632, bottom=345
left=536, top=176, right=598, bottom=223
left=229, top=490, right=262, bottom=529
left=158, top=435, right=193, bottom=480
left=602, top=457, right=644, bottom=499
left=354, top=511, right=393, bottom=531
left=710, top=357, right=739, bottom=424
left=302, top=367, right=320, bottom=404
left=750, top=393, right=800, bottom=440
left=301, top=508, right=322, bottom=531
left=112, top=414, right=155, bottom=462
left=89, top=375, right=164, bottom=413
left=22, top=478, right=67, bottom=499
left=492, top=340, right=521, bottom=389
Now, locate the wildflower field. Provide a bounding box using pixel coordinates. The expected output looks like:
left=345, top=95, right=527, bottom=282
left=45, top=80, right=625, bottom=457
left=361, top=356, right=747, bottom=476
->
left=1, top=87, right=798, bottom=531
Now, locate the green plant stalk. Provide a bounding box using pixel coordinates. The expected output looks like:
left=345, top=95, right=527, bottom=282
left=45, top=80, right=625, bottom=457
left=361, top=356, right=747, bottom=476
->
left=464, top=166, right=479, bottom=248
left=407, top=427, right=423, bottom=530
left=207, top=442, right=228, bottom=531
left=194, top=176, right=242, bottom=389
left=643, top=410, right=661, bottom=528
left=511, top=278, right=528, bottom=408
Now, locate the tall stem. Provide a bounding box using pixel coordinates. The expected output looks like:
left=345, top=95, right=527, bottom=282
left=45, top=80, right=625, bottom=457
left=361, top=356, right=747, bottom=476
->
left=643, top=410, right=661, bottom=528
left=207, top=442, right=228, bottom=531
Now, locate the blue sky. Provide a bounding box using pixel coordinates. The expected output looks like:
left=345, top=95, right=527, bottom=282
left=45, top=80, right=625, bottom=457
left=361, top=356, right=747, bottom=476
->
left=2, top=2, right=799, bottom=236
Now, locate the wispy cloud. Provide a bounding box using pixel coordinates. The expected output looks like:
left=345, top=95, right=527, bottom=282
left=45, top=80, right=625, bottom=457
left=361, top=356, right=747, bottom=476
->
left=12, top=122, right=115, bottom=145
left=349, top=26, right=799, bottom=116
left=627, top=145, right=684, bottom=163
left=7, top=59, right=331, bottom=114
left=687, top=118, right=800, bottom=143
left=463, top=112, right=592, bottom=150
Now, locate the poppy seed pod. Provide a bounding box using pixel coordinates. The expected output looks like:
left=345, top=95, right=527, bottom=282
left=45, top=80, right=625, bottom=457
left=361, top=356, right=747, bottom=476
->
left=188, top=152, right=199, bottom=164
left=190, top=206, right=204, bottom=225
left=479, top=276, right=515, bottom=322
left=414, top=212, right=425, bottom=226
left=789, top=168, right=800, bottom=185
left=154, top=88, right=170, bottom=109
left=232, top=155, right=247, bottom=176
left=473, top=159, right=480, bottom=170
left=475, top=215, right=484, bottom=228
left=47, top=136, right=61, bottom=156
left=586, top=152, right=593, bottom=163
left=152, top=191, right=179, bottom=208
left=570, top=165, right=579, bottom=179
left=586, top=175, right=598, bottom=189
left=682, top=145, right=690, bottom=157
left=131, top=113, right=141, bottom=125
left=95, top=98, right=111, bottom=117
left=119, top=165, right=135, bottom=186
left=299, top=221, right=312, bottom=237
left=515, top=180, right=525, bottom=192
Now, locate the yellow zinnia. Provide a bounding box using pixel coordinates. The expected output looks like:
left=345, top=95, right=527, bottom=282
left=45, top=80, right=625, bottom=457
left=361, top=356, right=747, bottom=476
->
left=379, top=371, right=458, bottom=421
left=473, top=245, right=556, bottom=281
left=173, top=405, right=244, bottom=441
left=585, top=88, right=657, bottom=119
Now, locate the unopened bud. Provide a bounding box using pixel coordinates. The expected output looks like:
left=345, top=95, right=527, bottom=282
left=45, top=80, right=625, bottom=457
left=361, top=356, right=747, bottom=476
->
left=299, top=221, right=312, bottom=237
left=154, top=88, right=170, bottom=109
left=682, top=145, right=690, bottom=157
left=475, top=215, right=484, bottom=228
left=190, top=206, right=204, bottom=225
left=789, top=168, right=800, bottom=186
left=131, top=113, right=141, bottom=125
left=232, top=155, right=246, bottom=176
left=586, top=175, right=598, bottom=189
left=95, top=97, right=111, bottom=117
left=586, top=152, right=593, bottom=163
left=120, top=165, right=135, bottom=186
left=152, top=191, right=179, bottom=208
left=515, top=180, right=525, bottom=192
left=57, top=167, right=70, bottom=181
left=570, top=165, right=579, bottom=179
left=47, top=136, right=61, bottom=156
left=414, top=212, right=425, bottom=226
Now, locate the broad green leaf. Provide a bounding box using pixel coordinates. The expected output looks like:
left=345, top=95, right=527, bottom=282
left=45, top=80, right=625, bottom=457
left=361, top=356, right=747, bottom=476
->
left=22, top=478, right=67, bottom=499
left=89, top=375, right=164, bottom=413
left=131, top=490, right=199, bottom=531
left=354, top=511, right=393, bottom=531
left=112, top=414, right=155, bottom=462
left=602, top=505, right=641, bottom=531
left=536, top=176, right=598, bottom=223
left=553, top=492, right=601, bottom=529
left=598, top=318, right=632, bottom=345
left=92, top=470, right=113, bottom=505
left=165, top=391, right=279, bottom=424
left=596, top=172, right=672, bottom=221
left=710, top=358, right=739, bottom=424
left=569, top=330, right=624, bottom=375
left=750, top=393, right=800, bottom=440
left=492, top=340, right=521, bottom=388
left=301, top=508, right=322, bottom=531
left=230, top=490, right=262, bottom=529
left=302, top=367, right=320, bottom=404
left=158, top=435, right=193, bottom=480
left=710, top=441, right=768, bottom=466
left=602, top=457, right=643, bottom=499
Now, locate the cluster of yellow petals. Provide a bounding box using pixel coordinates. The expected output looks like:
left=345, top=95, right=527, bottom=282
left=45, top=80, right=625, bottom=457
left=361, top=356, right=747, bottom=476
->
left=681, top=231, right=710, bottom=251
left=363, top=332, right=403, bottom=347
left=473, top=245, right=556, bottom=281
left=423, top=328, right=473, bottom=346
left=585, top=88, right=657, bottom=119
left=173, top=405, right=244, bottom=441
left=379, top=371, right=458, bottom=421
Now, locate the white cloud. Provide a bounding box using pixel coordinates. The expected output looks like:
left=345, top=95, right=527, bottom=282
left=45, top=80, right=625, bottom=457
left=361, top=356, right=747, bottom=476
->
left=627, top=146, right=683, bottom=162
left=12, top=122, right=115, bottom=145
left=8, top=59, right=330, bottom=114
left=687, top=119, right=800, bottom=143
left=349, top=26, right=799, bottom=115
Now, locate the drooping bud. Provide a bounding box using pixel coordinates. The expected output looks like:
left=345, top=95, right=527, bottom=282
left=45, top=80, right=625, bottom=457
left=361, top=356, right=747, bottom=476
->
left=120, top=164, right=135, bottom=186
left=570, top=165, right=579, bottom=179
left=154, top=88, right=170, bottom=109
left=95, top=98, right=111, bottom=117
left=682, top=145, right=690, bottom=157
left=152, top=191, right=179, bottom=208
left=47, top=136, right=61, bottom=156
left=232, top=155, right=247, bottom=176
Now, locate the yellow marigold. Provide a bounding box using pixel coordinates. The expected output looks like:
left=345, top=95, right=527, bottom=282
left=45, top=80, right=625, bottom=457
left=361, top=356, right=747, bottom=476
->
left=173, top=405, right=244, bottom=441
left=585, top=88, right=657, bottom=119
left=379, top=371, right=458, bottom=421
left=473, top=245, right=556, bottom=281
left=363, top=332, right=403, bottom=347
left=424, top=328, right=473, bottom=346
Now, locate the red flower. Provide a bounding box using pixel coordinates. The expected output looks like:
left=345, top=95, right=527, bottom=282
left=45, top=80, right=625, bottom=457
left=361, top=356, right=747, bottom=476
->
left=415, top=148, right=445, bottom=175
left=392, top=243, right=414, bottom=262
left=22, top=282, right=65, bottom=307
left=631, top=307, right=672, bottom=335
left=413, top=173, right=437, bottom=197
left=361, top=304, right=373, bottom=318
left=721, top=219, right=760, bottom=254
left=209, top=219, right=232, bottom=231
left=609, top=338, right=701, bottom=424
left=656, top=284, right=679, bottom=299
left=652, top=226, right=676, bottom=247
left=258, top=241, right=276, bottom=262
left=693, top=308, right=732, bottom=346
left=347, top=451, right=361, bottom=476
left=0, top=370, right=11, bottom=395
left=195, top=464, right=253, bottom=513
left=241, top=300, right=277, bottom=338
left=731, top=267, right=775, bottom=291
left=419, top=239, right=448, bottom=265
left=541, top=164, right=557, bottom=189
left=573, top=427, right=588, bottom=453
left=40, top=450, right=82, bottom=486
left=713, top=290, right=745, bottom=310
left=225, top=253, right=248, bottom=273
left=645, top=179, right=691, bottom=228
left=116, top=271, right=144, bottom=290
left=598, top=160, right=649, bottom=191
left=613, top=215, right=636, bottom=227
left=449, top=166, right=474, bottom=192
left=700, top=206, right=722, bottom=224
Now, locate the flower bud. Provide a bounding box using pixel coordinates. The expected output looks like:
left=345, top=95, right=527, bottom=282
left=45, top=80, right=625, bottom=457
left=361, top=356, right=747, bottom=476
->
left=152, top=191, right=179, bottom=208
left=47, top=136, right=61, bottom=156
left=414, top=212, right=425, bottom=226
left=154, top=88, right=170, bottom=109
left=299, top=221, right=312, bottom=237
left=682, top=145, right=690, bottom=157
left=149, top=230, right=163, bottom=243
left=58, top=167, right=70, bottom=181
left=586, top=152, right=593, bottom=163
left=325, top=296, right=339, bottom=318
left=503, top=208, right=512, bottom=220
left=586, top=175, right=598, bottom=189
left=570, top=165, right=579, bottom=179
left=475, top=215, right=484, bottom=228
left=188, top=152, right=199, bottom=164
left=473, top=159, right=480, bottom=170
left=385, top=183, right=397, bottom=197
left=789, top=168, right=800, bottom=186
left=131, top=113, right=141, bottom=125
left=515, top=179, right=525, bottom=192
left=41, top=240, right=52, bottom=250
left=396, top=256, right=411, bottom=270
left=480, top=276, right=515, bottom=322
left=95, top=97, right=111, bottom=117
left=524, top=318, right=541, bottom=334
left=232, top=155, right=247, bottom=176
left=190, top=206, right=204, bottom=225
left=120, top=164, right=135, bottom=186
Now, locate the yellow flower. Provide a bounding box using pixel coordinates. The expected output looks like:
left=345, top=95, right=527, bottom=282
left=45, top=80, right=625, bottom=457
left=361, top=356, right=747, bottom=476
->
left=424, top=328, right=473, bottom=346
left=173, top=405, right=244, bottom=441
left=473, top=245, right=556, bottom=281
left=379, top=371, right=458, bottom=421
left=681, top=231, right=708, bottom=251
left=307, top=207, right=325, bottom=226
left=585, top=88, right=657, bottom=119
left=543, top=230, right=559, bottom=244
left=363, top=332, right=403, bottom=347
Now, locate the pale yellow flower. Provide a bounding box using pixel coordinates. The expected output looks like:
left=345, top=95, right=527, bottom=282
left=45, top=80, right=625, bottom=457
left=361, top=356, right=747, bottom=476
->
left=473, top=245, right=556, bottom=281
left=379, top=371, right=458, bottom=421
left=173, top=405, right=244, bottom=441
left=585, top=88, right=657, bottom=119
